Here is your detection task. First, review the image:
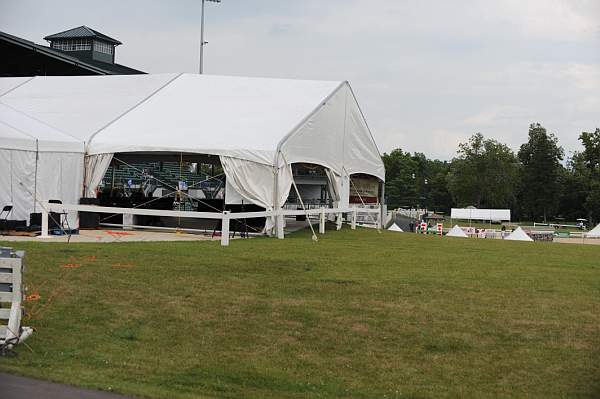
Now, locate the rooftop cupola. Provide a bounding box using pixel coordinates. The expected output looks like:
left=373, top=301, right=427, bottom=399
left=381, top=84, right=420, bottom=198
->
left=44, top=26, right=121, bottom=65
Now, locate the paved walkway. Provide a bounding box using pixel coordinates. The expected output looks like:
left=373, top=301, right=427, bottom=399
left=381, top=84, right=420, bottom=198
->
left=0, top=228, right=219, bottom=243
left=0, top=372, right=133, bottom=399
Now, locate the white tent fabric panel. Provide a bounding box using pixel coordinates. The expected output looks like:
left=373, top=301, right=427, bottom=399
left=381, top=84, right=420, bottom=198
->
left=342, top=86, right=385, bottom=181
left=88, top=74, right=341, bottom=156
left=36, top=152, right=85, bottom=227
left=0, top=151, right=13, bottom=216
left=0, top=149, right=84, bottom=226
left=279, top=82, right=346, bottom=173
left=0, top=149, right=36, bottom=221
left=224, top=180, right=246, bottom=205
left=220, top=155, right=293, bottom=210
left=279, top=83, right=384, bottom=181
left=585, top=224, right=600, bottom=238
left=0, top=77, right=32, bottom=97
left=83, top=154, right=113, bottom=198
left=505, top=227, right=533, bottom=242
left=0, top=103, right=84, bottom=153
left=0, top=74, right=178, bottom=142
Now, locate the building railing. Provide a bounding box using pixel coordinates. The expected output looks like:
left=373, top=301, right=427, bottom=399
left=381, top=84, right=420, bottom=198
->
left=40, top=202, right=382, bottom=246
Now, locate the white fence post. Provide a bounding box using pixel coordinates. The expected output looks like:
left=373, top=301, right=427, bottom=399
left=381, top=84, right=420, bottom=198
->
left=336, top=212, right=342, bottom=230
left=319, top=207, right=325, bottom=234
left=276, top=209, right=285, bottom=239
left=221, top=211, right=230, bottom=246
left=351, top=208, right=357, bottom=230
left=40, top=204, right=49, bottom=238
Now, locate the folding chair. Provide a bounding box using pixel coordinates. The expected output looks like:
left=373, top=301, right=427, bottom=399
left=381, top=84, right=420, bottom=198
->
left=48, top=200, right=70, bottom=233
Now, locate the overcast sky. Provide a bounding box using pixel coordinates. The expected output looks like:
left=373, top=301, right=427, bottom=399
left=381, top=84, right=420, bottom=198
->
left=1, top=0, right=599, bottom=160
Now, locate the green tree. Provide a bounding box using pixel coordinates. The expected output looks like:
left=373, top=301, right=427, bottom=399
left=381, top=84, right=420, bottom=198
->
left=382, top=149, right=453, bottom=211
left=382, top=149, right=418, bottom=209
left=447, top=133, right=519, bottom=208
left=557, top=153, right=589, bottom=221
left=517, top=123, right=564, bottom=222
left=579, top=128, right=600, bottom=223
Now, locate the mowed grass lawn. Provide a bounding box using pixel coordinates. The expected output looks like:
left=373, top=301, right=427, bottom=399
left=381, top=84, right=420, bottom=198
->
left=1, top=228, right=599, bottom=399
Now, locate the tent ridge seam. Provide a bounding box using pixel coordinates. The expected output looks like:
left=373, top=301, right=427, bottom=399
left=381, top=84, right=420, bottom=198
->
left=0, top=76, right=36, bottom=98
left=275, top=80, right=347, bottom=161
left=85, top=72, right=184, bottom=150
left=0, top=98, right=83, bottom=143
left=344, top=82, right=383, bottom=158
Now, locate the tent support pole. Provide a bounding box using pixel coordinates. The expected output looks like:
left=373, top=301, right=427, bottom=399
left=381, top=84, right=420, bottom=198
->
left=273, top=152, right=284, bottom=240
left=33, top=139, right=39, bottom=213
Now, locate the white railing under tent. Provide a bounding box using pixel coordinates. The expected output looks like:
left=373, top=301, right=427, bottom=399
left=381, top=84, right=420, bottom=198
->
left=40, top=202, right=383, bottom=246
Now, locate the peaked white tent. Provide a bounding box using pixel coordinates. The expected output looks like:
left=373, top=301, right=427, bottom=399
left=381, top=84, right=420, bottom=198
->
left=505, top=227, right=533, bottom=242
left=0, top=73, right=384, bottom=230
left=446, top=225, right=468, bottom=238
left=585, top=224, right=600, bottom=238
left=387, top=223, right=403, bottom=232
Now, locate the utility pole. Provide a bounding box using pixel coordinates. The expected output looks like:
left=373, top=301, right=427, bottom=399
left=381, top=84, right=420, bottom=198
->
left=199, top=0, right=221, bottom=74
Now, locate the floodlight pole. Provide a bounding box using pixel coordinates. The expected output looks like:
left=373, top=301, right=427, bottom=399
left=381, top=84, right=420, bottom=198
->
left=199, top=0, right=221, bottom=74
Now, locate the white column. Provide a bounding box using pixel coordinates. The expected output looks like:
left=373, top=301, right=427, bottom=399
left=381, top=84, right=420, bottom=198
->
left=336, top=212, right=342, bottom=230
left=319, top=207, right=325, bottom=234
left=351, top=208, right=357, bottom=230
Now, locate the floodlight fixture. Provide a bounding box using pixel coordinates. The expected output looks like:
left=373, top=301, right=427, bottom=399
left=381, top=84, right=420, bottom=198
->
left=199, top=0, right=221, bottom=74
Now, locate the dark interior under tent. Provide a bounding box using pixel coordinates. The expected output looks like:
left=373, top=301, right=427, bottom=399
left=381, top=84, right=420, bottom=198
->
left=83, top=152, right=341, bottom=235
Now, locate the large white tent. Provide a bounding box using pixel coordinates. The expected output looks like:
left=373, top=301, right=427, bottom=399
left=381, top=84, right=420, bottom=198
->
left=505, top=227, right=533, bottom=242
left=387, top=223, right=403, bottom=232
left=446, top=225, right=468, bottom=238
left=0, top=73, right=384, bottom=229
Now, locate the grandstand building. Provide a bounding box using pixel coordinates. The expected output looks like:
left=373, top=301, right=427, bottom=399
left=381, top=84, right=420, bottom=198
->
left=0, top=26, right=144, bottom=77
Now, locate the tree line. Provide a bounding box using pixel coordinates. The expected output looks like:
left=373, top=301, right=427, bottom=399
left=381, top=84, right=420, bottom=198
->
left=382, top=124, right=600, bottom=224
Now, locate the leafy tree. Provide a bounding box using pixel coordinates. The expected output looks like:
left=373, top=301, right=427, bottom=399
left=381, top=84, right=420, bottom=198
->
left=517, top=123, right=564, bottom=222
left=579, top=128, right=600, bottom=223
left=557, top=154, right=589, bottom=221
left=382, top=149, right=418, bottom=209
left=447, top=133, right=519, bottom=208
left=382, top=149, right=453, bottom=212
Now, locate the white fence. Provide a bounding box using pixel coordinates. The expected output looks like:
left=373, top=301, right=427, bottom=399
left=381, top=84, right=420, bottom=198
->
left=41, top=202, right=382, bottom=246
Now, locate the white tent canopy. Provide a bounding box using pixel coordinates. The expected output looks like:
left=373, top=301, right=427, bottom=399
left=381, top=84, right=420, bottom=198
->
left=505, top=227, right=533, bottom=242
left=585, top=224, right=600, bottom=238
left=446, top=225, right=468, bottom=238
left=0, top=73, right=384, bottom=227
left=387, top=223, right=403, bottom=232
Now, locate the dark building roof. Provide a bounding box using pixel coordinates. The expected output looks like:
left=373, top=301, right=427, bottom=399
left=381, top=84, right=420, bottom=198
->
left=0, top=30, right=144, bottom=77
left=44, top=25, right=122, bottom=45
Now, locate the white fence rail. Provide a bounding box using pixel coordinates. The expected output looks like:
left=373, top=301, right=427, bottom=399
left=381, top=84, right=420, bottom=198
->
left=41, top=202, right=382, bottom=246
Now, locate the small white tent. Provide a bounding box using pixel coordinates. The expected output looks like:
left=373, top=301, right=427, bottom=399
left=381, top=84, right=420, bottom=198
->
left=387, top=223, right=403, bottom=232
left=446, top=225, right=468, bottom=238
left=0, top=74, right=384, bottom=230
left=505, top=227, right=533, bottom=242
left=585, top=224, right=600, bottom=238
